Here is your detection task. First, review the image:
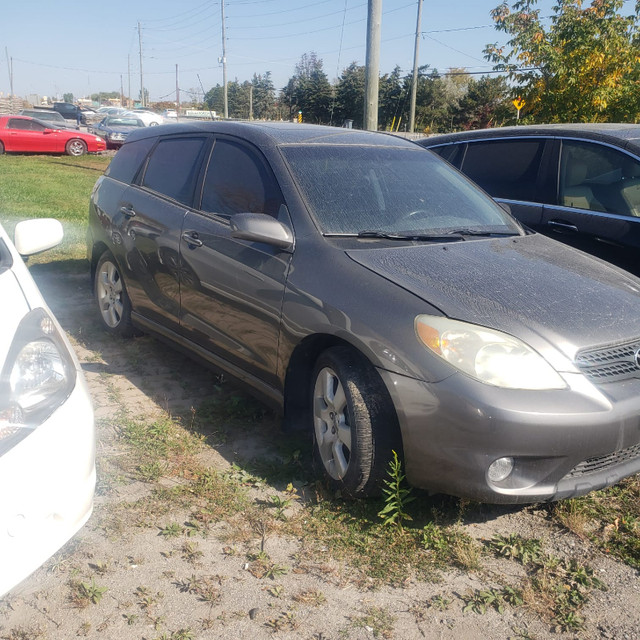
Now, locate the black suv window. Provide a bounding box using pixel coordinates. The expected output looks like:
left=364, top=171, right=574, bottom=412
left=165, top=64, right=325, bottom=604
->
left=142, top=137, right=207, bottom=205
left=200, top=139, right=284, bottom=216
left=460, top=139, right=545, bottom=202
left=104, top=137, right=155, bottom=184
left=559, top=140, right=640, bottom=217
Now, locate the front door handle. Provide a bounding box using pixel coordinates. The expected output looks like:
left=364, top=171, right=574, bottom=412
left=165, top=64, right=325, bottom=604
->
left=181, top=231, right=203, bottom=247
left=548, top=220, right=579, bottom=233
left=119, top=205, right=136, bottom=218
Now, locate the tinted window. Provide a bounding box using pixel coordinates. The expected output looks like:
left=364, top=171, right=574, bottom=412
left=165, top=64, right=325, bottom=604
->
left=104, top=137, right=155, bottom=184
left=282, top=145, right=520, bottom=235
left=142, top=137, right=207, bottom=205
left=7, top=118, right=46, bottom=132
left=200, top=139, right=284, bottom=216
left=431, top=143, right=464, bottom=168
left=559, top=140, right=640, bottom=217
left=461, top=139, right=545, bottom=202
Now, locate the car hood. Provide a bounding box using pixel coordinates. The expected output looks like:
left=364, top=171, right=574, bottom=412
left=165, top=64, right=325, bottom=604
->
left=346, top=233, right=640, bottom=360
left=101, top=125, right=138, bottom=134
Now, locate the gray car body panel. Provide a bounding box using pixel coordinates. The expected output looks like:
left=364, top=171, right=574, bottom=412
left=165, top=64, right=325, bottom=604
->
left=88, top=121, right=640, bottom=503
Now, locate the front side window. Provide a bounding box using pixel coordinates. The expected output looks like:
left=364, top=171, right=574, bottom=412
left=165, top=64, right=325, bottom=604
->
left=200, top=139, right=284, bottom=216
left=559, top=140, right=640, bottom=217
left=8, top=119, right=46, bottom=132
left=142, top=137, right=206, bottom=205
left=282, top=144, right=520, bottom=236
left=461, top=139, right=545, bottom=202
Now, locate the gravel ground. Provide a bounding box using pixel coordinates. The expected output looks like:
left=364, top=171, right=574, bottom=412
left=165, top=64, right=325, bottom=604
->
left=1, top=267, right=639, bottom=640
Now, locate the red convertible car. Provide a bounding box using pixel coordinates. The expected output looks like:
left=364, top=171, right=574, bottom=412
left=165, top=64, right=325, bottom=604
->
left=0, top=115, right=106, bottom=156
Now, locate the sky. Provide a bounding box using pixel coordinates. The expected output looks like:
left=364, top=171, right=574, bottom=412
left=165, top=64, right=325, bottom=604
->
left=0, top=0, right=589, bottom=104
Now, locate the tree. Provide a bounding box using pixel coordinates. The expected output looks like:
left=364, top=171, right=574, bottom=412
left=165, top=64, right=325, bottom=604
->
left=332, top=62, right=365, bottom=127
left=281, top=53, right=333, bottom=124
left=251, top=72, right=276, bottom=120
left=63, top=92, right=74, bottom=103
left=484, top=0, right=640, bottom=123
left=453, top=75, right=512, bottom=129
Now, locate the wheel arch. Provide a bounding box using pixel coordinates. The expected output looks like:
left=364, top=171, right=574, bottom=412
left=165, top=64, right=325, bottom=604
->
left=89, top=241, right=110, bottom=291
left=282, top=333, right=403, bottom=454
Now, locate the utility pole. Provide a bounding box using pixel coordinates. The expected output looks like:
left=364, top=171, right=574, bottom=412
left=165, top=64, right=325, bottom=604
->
left=364, top=0, right=381, bottom=131
left=249, top=84, right=253, bottom=120
left=127, top=55, right=131, bottom=108
left=120, top=75, right=124, bottom=108
left=5, top=47, right=13, bottom=97
left=220, top=0, right=228, bottom=118
left=409, top=0, right=424, bottom=133
left=176, top=64, right=180, bottom=121
left=138, top=22, right=145, bottom=107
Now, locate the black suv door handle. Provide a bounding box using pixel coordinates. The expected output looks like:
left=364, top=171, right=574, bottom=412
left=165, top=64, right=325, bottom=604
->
left=119, top=205, right=136, bottom=218
left=181, top=231, right=203, bottom=247
left=548, top=220, right=579, bottom=233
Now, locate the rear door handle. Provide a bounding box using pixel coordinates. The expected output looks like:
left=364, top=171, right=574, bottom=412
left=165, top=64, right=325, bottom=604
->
left=181, top=231, right=203, bottom=247
left=119, top=205, right=136, bottom=218
left=548, top=220, right=579, bottom=233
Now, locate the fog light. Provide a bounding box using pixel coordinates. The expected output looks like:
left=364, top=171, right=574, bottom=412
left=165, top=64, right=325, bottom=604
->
left=488, top=457, right=514, bottom=482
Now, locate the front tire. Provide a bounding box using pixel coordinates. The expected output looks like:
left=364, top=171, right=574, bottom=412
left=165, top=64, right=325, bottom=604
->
left=66, top=139, right=87, bottom=156
left=94, top=251, right=136, bottom=337
left=311, top=346, right=400, bottom=497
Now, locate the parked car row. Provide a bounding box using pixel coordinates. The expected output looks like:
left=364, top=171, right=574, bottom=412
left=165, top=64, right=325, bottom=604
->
left=87, top=121, right=640, bottom=505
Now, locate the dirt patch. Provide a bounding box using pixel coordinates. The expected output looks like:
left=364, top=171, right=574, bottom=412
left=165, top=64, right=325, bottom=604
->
left=1, top=268, right=638, bottom=640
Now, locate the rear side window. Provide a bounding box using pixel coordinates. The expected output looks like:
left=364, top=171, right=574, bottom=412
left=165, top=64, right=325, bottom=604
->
left=461, top=139, right=545, bottom=202
left=431, top=143, right=464, bottom=168
left=105, top=137, right=155, bottom=184
left=200, top=139, right=284, bottom=216
left=142, top=137, right=207, bottom=205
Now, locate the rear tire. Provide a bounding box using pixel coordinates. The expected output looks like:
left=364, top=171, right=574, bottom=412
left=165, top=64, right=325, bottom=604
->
left=66, top=139, right=87, bottom=156
left=94, top=251, right=136, bottom=337
left=311, top=346, right=401, bottom=497
left=0, top=140, right=4, bottom=154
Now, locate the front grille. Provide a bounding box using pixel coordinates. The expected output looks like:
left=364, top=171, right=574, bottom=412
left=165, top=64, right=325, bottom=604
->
left=575, top=339, right=640, bottom=383
left=566, top=443, right=640, bottom=478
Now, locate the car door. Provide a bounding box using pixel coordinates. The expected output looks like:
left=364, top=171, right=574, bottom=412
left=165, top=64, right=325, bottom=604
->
left=541, top=138, right=640, bottom=265
left=455, top=137, right=554, bottom=230
left=117, top=134, right=210, bottom=333
left=5, top=118, right=59, bottom=153
left=179, top=136, right=292, bottom=390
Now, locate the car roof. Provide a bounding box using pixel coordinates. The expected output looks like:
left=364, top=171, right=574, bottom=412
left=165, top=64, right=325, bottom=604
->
left=420, top=123, right=640, bottom=154
left=123, top=121, right=417, bottom=150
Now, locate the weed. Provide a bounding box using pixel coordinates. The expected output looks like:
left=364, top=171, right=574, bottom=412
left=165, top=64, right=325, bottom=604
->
left=88, top=560, right=110, bottom=575
left=489, top=533, right=542, bottom=565
left=159, top=523, right=183, bottom=538
left=427, top=594, right=452, bottom=611
left=462, top=588, right=505, bottom=615
left=153, top=630, right=195, bottom=640
left=266, top=584, right=284, bottom=598
left=181, top=541, right=204, bottom=564
left=292, top=590, right=326, bottom=606
left=123, top=613, right=139, bottom=625
left=378, top=450, right=414, bottom=529
left=268, top=494, right=292, bottom=520
left=422, top=521, right=482, bottom=570
left=352, top=606, right=396, bottom=638
left=69, top=578, right=108, bottom=607
left=265, top=610, right=298, bottom=632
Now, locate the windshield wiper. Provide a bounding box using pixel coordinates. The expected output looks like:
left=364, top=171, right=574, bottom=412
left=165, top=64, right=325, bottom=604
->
left=444, top=228, right=519, bottom=237
left=357, top=230, right=465, bottom=241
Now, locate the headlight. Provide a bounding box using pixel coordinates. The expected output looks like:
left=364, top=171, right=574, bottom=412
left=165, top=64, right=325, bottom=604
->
left=415, top=315, right=566, bottom=390
left=0, top=308, right=76, bottom=456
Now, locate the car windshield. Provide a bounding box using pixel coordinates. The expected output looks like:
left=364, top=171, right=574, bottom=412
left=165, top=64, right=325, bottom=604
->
left=281, top=144, right=521, bottom=237
left=105, top=117, right=144, bottom=127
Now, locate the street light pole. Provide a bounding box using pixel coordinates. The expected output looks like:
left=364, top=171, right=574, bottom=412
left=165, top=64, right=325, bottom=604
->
left=363, top=0, right=382, bottom=131
left=409, top=0, right=424, bottom=133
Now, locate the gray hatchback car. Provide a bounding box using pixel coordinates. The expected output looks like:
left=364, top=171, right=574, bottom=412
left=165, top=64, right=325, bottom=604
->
left=88, top=121, right=640, bottom=504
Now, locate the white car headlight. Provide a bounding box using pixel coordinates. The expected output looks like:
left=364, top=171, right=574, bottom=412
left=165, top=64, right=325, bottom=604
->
left=0, top=308, right=76, bottom=455
left=415, top=315, right=566, bottom=390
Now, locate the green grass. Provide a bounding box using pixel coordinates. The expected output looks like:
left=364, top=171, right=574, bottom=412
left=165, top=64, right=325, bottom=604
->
left=0, top=154, right=110, bottom=262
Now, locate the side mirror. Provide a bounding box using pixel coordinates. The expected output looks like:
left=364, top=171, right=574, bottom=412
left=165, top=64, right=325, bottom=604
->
left=230, top=212, right=293, bottom=250
left=14, top=219, right=64, bottom=256
left=43, top=128, right=54, bottom=135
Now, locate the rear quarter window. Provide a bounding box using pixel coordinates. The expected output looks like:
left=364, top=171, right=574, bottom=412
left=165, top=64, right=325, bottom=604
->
left=104, top=137, right=155, bottom=184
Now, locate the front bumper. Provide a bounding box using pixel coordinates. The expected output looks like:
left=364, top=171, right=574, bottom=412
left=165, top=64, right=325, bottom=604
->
left=0, top=374, right=95, bottom=597
left=378, top=368, right=640, bottom=504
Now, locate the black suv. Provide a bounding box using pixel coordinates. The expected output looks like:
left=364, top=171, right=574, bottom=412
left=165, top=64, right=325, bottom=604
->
left=419, top=124, right=640, bottom=275
left=53, top=102, right=86, bottom=124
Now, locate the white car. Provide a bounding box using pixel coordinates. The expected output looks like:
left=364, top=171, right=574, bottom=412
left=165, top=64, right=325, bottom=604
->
left=124, top=109, right=164, bottom=126
left=0, top=219, right=95, bottom=598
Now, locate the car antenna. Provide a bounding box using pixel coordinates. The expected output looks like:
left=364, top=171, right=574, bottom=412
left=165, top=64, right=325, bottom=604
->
left=197, top=74, right=216, bottom=122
